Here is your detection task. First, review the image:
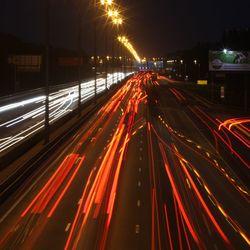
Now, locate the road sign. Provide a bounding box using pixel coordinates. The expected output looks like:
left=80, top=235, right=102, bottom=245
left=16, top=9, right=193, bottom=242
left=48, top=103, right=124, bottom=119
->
left=197, top=80, right=208, bottom=85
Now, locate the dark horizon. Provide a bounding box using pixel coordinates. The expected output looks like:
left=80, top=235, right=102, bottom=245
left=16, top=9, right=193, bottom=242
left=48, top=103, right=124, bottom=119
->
left=1, top=0, right=250, bottom=57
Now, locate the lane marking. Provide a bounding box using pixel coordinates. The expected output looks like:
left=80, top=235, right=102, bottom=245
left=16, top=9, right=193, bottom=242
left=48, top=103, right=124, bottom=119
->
left=226, top=218, right=237, bottom=232
left=208, top=195, right=216, bottom=207
left=139, top=168, right=142, bottom=172
left=139, top=147, right=143, bottom=151
left=138, top=181, right=141, bottom=187
left=139, top=156, right=142, bottom=161
left=137, top=200, right=141, bottom=207
left=203, top=216, right=212, bottom=236
left=135, top=224, right=140, bottom=234
left=186, top=178, right=191, bottom=189
left=196, top=177, right=203, bottom=186
left=65, top=223, right=71, bottom=232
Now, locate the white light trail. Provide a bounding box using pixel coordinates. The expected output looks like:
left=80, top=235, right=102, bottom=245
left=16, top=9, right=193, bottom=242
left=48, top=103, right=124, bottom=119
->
left=0, top=72, right=132, bottom=154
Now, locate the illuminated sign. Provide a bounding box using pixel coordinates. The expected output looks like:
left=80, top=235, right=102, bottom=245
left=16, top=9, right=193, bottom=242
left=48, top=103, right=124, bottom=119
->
left=197, top=80, right=208, bottom=85
left=209, top=51, right=250, bottom=72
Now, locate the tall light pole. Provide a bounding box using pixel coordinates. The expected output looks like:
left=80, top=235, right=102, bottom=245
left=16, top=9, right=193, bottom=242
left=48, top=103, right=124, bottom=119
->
left=105, top=9, right=123, bottom=85
left=101, top=0, right=114, bottom=90
left=44, top=0, right=50, bottom=144
left=93, top=0, right=98, bottom=101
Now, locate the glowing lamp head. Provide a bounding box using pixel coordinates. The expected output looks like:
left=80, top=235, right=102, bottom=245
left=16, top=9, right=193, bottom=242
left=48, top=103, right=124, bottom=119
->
left=101, top=0, right=113, bottom=5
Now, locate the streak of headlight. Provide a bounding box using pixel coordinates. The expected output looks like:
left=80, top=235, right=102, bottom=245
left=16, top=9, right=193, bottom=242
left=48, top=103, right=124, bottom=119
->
left=0, top=96, right=45, bottom=113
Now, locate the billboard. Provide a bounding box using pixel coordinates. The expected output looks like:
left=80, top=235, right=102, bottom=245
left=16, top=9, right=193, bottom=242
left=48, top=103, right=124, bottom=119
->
left=209, top=50, right=250, bottom=72
left=8, top=55, right=42, bottom=72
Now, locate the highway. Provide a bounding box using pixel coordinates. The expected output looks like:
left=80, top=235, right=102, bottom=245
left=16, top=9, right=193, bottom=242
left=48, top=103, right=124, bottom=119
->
left=0, top=72, right=249, bottom=250
left=0, top=72, right=130, bottom=155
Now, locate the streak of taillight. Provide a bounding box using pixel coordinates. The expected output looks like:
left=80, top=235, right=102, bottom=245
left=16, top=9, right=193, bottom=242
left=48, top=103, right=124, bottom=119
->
left=33, top=154, right=78, bottom=214
left=158, top=143, right=200, bottom=246
left=94, top=126, right=124, bottom=206
left=64, top=169, right=95, bottom=250
left=180, top=209, right=191, bottom=250
left=47, top=156, right=85, bottom=218
left=189, top=106, right=219, bottom=151
left=214, top=130, right=250, bottom=169
left=173, top=195, right=183, bottom=250
left=163, top=203, right=173, bottom=250
left=169, top=88, right=183, bottom=102
left=21, top=155, right=71, bottom=217
left=151, top=188, right=155, bottom=250
left=178, top=159, right=232, bottom=247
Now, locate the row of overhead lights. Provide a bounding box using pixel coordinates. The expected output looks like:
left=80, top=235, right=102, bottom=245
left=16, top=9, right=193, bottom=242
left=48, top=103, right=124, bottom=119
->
left=117, top=36, right=141, bottom=62
left=100, top=0, right=141, bottom=62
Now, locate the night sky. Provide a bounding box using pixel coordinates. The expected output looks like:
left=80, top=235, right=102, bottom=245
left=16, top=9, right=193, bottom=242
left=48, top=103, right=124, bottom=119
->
left=1, top=0, right=250, bottom=57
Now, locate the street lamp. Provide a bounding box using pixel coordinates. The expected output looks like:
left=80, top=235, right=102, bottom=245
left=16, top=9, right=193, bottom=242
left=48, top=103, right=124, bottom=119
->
left=112, top=17, right=123, bottom=25
left=100, top=0, right=113, bottom=5
left=100, top=1, right=117, bottom=90
left=109, top=13, right=123, bottom=84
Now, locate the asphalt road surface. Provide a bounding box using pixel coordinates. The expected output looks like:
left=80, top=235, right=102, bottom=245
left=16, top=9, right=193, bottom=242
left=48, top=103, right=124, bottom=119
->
left=0, top=72, right=249, bottom=250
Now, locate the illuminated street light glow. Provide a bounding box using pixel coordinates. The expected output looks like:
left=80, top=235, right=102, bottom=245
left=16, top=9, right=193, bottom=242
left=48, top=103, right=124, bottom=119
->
left=107, top=9, right=119, bottom=17
left=112, top=17, right=123, bottom=25
left=101, top=0, right=113, bottom=6
left=117, top=35, right=141, bottom=62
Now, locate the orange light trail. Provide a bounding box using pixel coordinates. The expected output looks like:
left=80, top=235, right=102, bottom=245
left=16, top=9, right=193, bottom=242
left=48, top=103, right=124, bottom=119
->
left=153, top=119, right=249, bottom=201
left=163, top=203, right=174, bottom=250
left=177, top=158, right=232, bottom=247
left=21, top=154, right=78, bottom=217
left=158, top=142, right=201, bottom=247
left=47, top=156, right=85, bottom=218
